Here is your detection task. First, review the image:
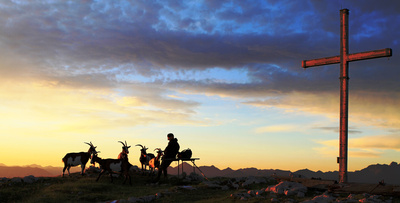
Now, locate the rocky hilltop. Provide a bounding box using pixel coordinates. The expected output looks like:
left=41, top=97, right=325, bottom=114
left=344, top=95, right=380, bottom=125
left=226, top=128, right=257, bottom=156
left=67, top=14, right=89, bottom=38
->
left=1, top=162, right=400, bottom=185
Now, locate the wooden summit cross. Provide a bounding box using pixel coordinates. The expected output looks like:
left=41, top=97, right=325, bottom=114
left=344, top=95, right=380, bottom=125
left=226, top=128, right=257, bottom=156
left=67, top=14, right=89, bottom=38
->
left=302, top=9, right=392, bottom=183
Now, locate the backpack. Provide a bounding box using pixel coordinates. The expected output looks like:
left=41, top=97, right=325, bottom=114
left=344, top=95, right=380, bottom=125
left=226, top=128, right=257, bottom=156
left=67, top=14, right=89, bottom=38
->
left=178, top=148, right=192, bottom=159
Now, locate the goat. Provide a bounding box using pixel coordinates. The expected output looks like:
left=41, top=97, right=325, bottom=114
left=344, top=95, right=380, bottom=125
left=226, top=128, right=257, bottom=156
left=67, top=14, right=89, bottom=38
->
left=117, top=140, right=131, bottom=161
left=62, top=142, right=97, bottom=177
left=91, top=154, right=133, bottom=185
left=135, top=144, right=155, bottom=173
left=149, top=148, right=163, bottom=176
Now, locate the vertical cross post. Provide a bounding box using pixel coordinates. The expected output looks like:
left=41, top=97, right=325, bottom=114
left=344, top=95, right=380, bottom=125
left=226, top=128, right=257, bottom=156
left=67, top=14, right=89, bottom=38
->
left=339, top=8, right=349, bottom=184
left=301, top=9, right=392, bottom=183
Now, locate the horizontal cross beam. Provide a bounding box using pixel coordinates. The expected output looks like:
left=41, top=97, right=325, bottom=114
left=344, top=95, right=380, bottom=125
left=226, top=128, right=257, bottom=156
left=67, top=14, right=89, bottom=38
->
left=302, top=48, right=392, bottom=68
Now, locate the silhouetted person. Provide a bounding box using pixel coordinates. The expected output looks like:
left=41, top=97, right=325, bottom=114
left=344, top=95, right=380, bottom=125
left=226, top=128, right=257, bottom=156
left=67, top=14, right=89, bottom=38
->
left=154, top=133, right=179, bottom=182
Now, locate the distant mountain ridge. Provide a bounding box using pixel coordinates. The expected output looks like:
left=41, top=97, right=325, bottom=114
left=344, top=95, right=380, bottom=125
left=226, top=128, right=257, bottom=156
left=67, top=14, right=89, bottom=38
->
left=292, top=162, right=400, bottom=185
left=169, top=164, right=292, bottom=178
left=0, top=164, right=81, bottom=178
left=168, top=162, right=400, bottom=185
left=0, top=166, right=53, bottom=178
left=1, top=162, right=400, bottom=185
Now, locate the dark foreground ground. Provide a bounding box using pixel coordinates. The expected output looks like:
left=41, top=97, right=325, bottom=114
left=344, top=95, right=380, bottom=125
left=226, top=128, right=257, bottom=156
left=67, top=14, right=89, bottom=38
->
left=1, top=169, right=400, bottom=202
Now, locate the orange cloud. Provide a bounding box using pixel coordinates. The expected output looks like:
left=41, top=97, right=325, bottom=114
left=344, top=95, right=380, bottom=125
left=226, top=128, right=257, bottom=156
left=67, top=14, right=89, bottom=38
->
left=350, top=135, right=400, bottom=151
left=315, top=134, right=399, bottom=158
left=245, top=91, right=400, bottom=131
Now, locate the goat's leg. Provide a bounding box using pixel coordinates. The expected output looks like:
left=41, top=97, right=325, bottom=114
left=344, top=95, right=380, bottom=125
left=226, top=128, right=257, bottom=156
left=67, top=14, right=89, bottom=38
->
left=67, top=166, right=71, bottom=177
left=141, top=164, right=145, bottom=175
left=109, top=172, right=114, bottom=183
left=124, top=174, right=132, bottom=186
left=122, top=170, right=132, bottom=185
left=81, top=164, right=86, bottom=176
left=123, top=173, right=127, bottom=184
left=155, top=167, right=159, bottom=177
left=96, top=170, right=105, bottom=182
left=62, top=165, right=68, bottom=177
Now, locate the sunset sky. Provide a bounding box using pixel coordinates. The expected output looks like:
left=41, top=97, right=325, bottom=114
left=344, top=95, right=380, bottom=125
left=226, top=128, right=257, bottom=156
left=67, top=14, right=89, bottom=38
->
left=0, top=0, right=399, bottom=174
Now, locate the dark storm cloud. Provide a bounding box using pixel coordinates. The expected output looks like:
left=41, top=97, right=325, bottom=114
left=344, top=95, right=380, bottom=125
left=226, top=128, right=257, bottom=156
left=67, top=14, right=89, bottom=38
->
left=163, top=0, right=400, bottom=96
left=0, top=0, right=398, bottom=95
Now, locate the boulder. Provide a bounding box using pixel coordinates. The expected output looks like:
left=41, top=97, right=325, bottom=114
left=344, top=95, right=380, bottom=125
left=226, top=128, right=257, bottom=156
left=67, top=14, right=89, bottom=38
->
left=178, top=185, right=196, bottom=190
left=256, top=189, right=264, bottom=196
left=247, top=190, right=256, bottom=196
left=188, top=172, right=204, bottom=181
left=266, top=181, right=307, bottom=196
left=202, top=180, right=222, bottom=189
left=130, top=165, right=140, bottom=172
left=0, top=177, right=9, bottom=183
left=155, top=193, right=162, bottom=199
left=86, top=166, right=102, bottom=173
left=297, top=191, right=305, bottom=198
left=23, top=175, right=38, bottom=183
left=301, top=192, right=336, bottom=203
left=271, top=197, right=279, bottom=202
left=11, top=177, right=22, bottom=183
left=140, top=195, right=156, bottom=202
left=241, top=176, right=266, bottom=187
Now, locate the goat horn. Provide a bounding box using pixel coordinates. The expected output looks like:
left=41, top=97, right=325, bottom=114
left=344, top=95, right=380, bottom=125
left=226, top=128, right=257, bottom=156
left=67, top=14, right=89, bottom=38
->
left=118, top=141, right=126, bottom=147
left=135, top=144, right=144, bottom=148
left=125, top=140, right=131, bottom=148
left=84, top=142, right=92, bottom=146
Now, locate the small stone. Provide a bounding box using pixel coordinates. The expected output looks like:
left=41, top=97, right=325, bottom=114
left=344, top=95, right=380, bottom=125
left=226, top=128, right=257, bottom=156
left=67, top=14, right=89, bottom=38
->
left=256, top=190, right=264, bottom=196
left=271, top=197, right=279, bottom=202
left=11, top=177, right=22, bottom=183
left=297, top=192, right=305, bottom=198
left=127, top=197, right=140, bottom=202
left=247, top=190, right=255, bottom=196
left=140, top=195, right=155, bottom=202
left=23, top=175, right=39, bottom=184
left=155, top=192, right=162, bottom=198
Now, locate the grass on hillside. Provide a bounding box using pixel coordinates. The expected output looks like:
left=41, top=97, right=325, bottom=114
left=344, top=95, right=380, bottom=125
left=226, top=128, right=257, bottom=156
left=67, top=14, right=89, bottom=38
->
left=3, top=171, right=399, bottom=203
left=0, top=171, right=255, bottom=203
